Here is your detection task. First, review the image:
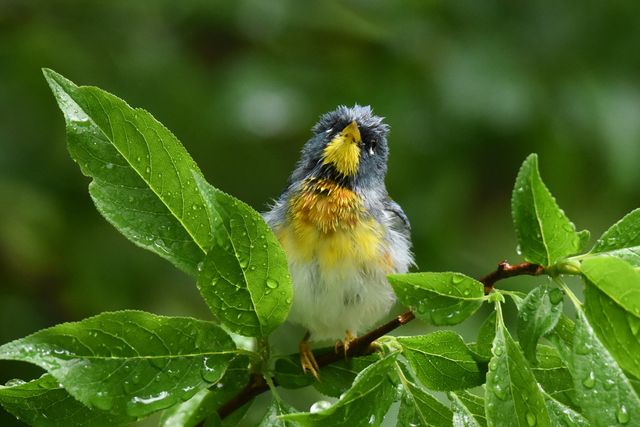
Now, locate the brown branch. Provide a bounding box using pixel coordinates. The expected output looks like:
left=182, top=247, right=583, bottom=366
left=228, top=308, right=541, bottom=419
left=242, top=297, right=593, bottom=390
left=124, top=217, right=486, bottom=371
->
left=213, top=261, right=542, bottom=421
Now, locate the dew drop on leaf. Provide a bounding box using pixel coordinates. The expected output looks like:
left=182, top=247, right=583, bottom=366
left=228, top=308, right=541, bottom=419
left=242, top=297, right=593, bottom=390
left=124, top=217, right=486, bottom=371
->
left=452, top=275, right=463, bottom=284
left=616, top=405, right=630, bottom=424
left=266, top=278, right=279, bottom=289
left=494, top=346, right=503, bottom=356
left=310, top=400, right=332, bottom=413
left=526, top=411, right=537, bottom=426
left=493, top=384, right=507, bottom=400
left=582, top=371, right=596, bottom=388
left=548, top=288, right=563, bottom=305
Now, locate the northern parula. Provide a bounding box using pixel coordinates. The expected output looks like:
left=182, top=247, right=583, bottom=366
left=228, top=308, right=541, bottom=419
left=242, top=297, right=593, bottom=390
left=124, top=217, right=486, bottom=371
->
left=264, top=105, right=413, bottom=377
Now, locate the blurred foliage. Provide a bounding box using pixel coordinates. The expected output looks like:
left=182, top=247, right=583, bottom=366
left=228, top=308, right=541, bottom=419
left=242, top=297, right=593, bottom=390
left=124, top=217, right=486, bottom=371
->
left=1, top=0, right=640, bottom=424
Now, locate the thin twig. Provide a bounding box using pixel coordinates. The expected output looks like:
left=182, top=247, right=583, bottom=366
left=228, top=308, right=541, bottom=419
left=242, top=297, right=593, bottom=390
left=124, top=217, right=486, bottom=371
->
left=212, top=261, right=543, bottom=421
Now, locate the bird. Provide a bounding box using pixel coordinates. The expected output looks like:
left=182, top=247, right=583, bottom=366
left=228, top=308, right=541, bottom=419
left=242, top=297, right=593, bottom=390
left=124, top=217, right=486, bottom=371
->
left=263, top=105, right=413, bottom=378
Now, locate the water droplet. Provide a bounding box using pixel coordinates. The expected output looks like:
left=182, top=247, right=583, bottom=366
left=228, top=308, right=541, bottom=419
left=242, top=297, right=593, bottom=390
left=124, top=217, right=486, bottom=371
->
left=126, top=391, right=169, bottom=416
left=266, top=278, right=279, bottom=289
left=310, top=400, right=332, bottom=413
left=489, top=361, right=498, bottom=371
left=603, top=378, right=615, bottom=390
left=136, top=157, right=141, bottom=162
left=627, top=315, right=640, bottom=336
left=463, top=289, right=470, bottom=296
left=493, top=384, right=507, bottom=400
left=4, top=379, right=26, bottom=387
left=582, top=371, right=595, bottom=388
left=285, top=297, right=292, bottom=304
left=549, top=288, right=564, bottom=305
left=250, top=266, right=256, bottom=271
left=201, top=357, right=222, bottom=382
left=105, top=163, right=113, bottom=169
left=368, top=414, right=376, bottom=424
left=452, top=275, right=463, bottom=284
left=526, top=411, right=537, bottom=426
left=239, top=257, right=249, bottom=269
left=494, top=346, right=504, bottom=356
left=616, top=405, right=630, bottom=424
left=90, top=391, right=113, bottom=411
left=516, top=244, right=522, bottom=256
left=249, top=244, right=254, bottom=249
left=197, top=262, right=204, bottom=272
left=192, top=204, right=198, bottom=210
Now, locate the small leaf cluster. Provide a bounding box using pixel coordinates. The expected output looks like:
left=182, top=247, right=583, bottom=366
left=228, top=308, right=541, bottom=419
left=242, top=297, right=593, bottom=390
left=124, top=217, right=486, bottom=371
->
left=1, top=71, right=639, bottom=426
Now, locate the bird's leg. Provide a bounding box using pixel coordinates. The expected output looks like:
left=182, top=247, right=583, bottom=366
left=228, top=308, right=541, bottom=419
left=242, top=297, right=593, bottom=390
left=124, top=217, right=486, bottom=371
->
left=299, top=332, right=320, bottom=380
left=335, top=330, right=357, bottom=358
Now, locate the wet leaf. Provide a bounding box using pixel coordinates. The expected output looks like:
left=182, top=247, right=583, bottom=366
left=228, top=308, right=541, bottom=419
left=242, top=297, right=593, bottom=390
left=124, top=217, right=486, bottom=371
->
left=0, top=311, right=236, bottom=417
left=194, top=174, right=292, bottom=337
left=580, top=256, right=640, bottom=318
left=584, top=284, right=640, bottom=379
left=44, top=69, right=211, bottom=275
left=475, top=311, right=497, bottom=360
left=517, top=284, right=564, bottom=363
left=556, top=310, right=640, bottom=425
left=485, top=306, right=551, bottom=426
left=449, top=392, right=481, bottom=427
left=158, top=356, right=250, bottom=427
left=531, top=345, right=577, bottom=409
left=451, top=391, right=486, bottom=427
left=544, top=394, right=589, bottom=427
left=257, top=399, right=298, bottom=427
left=591, top=208, right=640, bottom=267
left=0, top=374, right=133, bottom=426
left=388, top=273, right=484, bottom=325
left=397, top=369, right=452, bottom=427
left=398, top=331, right=486, bottom=391
left=511, top=154, right=582, bottom=266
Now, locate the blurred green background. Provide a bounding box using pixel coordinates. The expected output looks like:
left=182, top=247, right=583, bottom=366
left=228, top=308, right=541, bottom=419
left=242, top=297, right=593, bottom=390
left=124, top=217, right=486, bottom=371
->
left=1, top=0, right=640, bottom=425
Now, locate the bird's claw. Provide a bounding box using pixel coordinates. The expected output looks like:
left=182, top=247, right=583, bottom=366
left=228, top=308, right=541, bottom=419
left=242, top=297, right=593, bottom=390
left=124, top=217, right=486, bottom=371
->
left=300, top=339, right=320, bottom=380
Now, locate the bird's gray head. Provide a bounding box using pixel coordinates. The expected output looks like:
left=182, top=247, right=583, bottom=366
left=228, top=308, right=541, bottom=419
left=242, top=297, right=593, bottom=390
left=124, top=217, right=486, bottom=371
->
left=289, top=105, right=390, bottom=189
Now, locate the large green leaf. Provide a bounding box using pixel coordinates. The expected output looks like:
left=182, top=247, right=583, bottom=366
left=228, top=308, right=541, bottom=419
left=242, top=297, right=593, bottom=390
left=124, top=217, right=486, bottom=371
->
left=581, top=256, right=640, bottom=317
left=0, top=311, right=236, bottom=417
left=0, top=374, right=133, bottom=426
left=194, top=175, right=292, bottom=336
left=585, top=284, right=640, bottom=379
left=280, top=354, right=398, bottom=427
left=398, top=331, right=485, bottom=391
left=44, top=69, right=211, bottom=275
left=388, top=273, right=484, bottom=325
left=517, top=284, right=564, bottom=363
left=485, top=305, right=551, bottom=427
left=591, top=208, right=640, bottom=266
left=511, top=154, right=582, bottom=266
left=158, top=356, right=250, bottom=427
left=531, top=345, right=577, bottom=409
left=397, top=362, right=452, bottom=427
left=556, top=310, right=640, bottom=425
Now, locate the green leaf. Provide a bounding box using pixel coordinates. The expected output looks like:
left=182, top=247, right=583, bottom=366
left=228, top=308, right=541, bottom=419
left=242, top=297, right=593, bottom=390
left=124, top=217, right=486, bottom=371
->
left=485, top=305, right=551, bottom=427
left=517, top=284, right=564, bottom=363
left=257, top=399, right=298, bottom=427
left=591, top=208, right=640, bottom=266
left=451, top=392, right=487, bottom=427
left=531, top=345, right=577, bottom=409
left=280, top=354, right=398, bottom=426
left=585, top=284, right=640, bottom=380
left=159, top=356, right=250, bottom=427
left=511, top=153, right=581, bottom=266
left=388, top=273, right=484, bottom=325
left=0, top=374, right=133, bottom=426
left=397, top=364, right=453, bottom=427
left=449, top=392, right=481, bottom=427
left=0, top=311, right=236, bottom=417
left=558, top=310, right=640, bottom=425
left=475, top=311, right=497, bottom=360
left=44, top=69, right=211, bottom=275
left=581, top=256, right=640, bottom=317
left=544, top=394, right=589, bottom=427
left=194, top=174, right=292, bottom=337
left=398, top=331, right=486, bottom=391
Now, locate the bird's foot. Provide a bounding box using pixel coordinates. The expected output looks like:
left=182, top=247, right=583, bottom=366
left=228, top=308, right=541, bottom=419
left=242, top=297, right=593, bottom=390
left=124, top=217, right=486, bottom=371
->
left=334, top=330, right=357, bottom=358
left=299, top=338, right=320, bottom=380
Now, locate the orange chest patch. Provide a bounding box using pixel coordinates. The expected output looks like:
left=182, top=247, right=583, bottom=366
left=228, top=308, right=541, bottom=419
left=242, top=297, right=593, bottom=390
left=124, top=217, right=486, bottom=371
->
left=289, top=179, right=363, bottom=233
left=277, top=179, right=388, bottom=270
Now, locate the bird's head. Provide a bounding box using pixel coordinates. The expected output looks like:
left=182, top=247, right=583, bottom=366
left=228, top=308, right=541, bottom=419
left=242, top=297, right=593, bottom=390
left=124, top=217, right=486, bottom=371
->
left=289, top=105, right=390, bottom=189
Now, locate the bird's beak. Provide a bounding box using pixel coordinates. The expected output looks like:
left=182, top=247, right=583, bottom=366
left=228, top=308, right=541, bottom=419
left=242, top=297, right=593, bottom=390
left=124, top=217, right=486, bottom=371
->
left=341, top=120, right=361, bottom=144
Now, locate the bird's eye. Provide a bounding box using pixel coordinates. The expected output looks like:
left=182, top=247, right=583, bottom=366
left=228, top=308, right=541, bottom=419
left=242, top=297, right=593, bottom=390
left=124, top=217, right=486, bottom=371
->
left=369, top=147, right=375, bottom=155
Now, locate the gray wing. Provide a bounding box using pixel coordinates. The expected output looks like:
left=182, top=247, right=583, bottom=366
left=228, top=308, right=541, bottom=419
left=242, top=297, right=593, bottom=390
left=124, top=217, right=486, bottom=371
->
left=382, top=198, right=411, bottom=239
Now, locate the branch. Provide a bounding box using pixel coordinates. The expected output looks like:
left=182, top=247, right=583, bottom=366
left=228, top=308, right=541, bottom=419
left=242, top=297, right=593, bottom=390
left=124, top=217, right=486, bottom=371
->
left=213, top=261, right=542, bottom=421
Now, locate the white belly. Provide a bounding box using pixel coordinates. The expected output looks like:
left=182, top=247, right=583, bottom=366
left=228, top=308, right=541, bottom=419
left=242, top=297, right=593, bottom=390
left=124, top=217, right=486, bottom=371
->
left=286, top=260, right=396, bottom=341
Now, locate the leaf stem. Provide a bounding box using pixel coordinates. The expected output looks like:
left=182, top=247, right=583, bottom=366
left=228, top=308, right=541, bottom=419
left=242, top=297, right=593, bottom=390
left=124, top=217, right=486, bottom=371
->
left=553, top=277, right=582, bottom=309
